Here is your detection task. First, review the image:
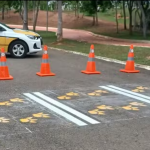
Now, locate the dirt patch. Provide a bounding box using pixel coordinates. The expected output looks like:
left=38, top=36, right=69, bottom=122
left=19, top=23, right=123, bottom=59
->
left=146, top=56, right=150, bottom=60
left=0, top=10, right=123, bottom=34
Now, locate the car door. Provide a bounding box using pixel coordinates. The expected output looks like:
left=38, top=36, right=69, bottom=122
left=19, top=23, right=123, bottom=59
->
left=0, top=25, right=6, bottom=51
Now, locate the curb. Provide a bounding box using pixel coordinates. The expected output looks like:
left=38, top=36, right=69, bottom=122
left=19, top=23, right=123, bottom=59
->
left=48, top=46, right=150, bottom=71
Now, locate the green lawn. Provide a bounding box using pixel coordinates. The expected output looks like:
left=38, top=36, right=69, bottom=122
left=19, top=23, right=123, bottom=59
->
left=98, top=9, right=129, bottom=26
left=94, top=30, right=150, bottom=41
left=38, top=31, right=150, bottom=66
left=83, top=8, right=147, bottom=41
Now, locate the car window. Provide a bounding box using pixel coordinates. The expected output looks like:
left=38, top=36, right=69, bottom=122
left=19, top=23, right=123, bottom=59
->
left=0, top=25, right=6, bottom=31
left=0, top=23, right=14, bottom=29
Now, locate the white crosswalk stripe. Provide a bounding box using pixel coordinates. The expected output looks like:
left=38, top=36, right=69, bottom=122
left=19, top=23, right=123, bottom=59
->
left=23, top=92, right=100, bottom=126
left=100, top=85, right=150, bottom=104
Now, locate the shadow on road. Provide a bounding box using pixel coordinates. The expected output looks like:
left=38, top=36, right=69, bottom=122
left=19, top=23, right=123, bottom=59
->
left=6, top=54, right=42, bottom=59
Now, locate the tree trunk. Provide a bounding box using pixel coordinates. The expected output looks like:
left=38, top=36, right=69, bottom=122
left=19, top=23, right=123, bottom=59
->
left=123, top=1, right=127, bottom=30
left=129, top=10, right=132, bottom=35
left=115, top=1, right=119, bottom=33
left=137, top=1, right=147, bottom=38
left=33, top=0, right=40, bottom=32
left=32, top=1, right=35, bottom=25
left=128, top=1, right=133, bottom=35
left=95, top=0, right=98, bottom=25
left=55, top=1, right=58, bottom=11
left=75, top=4, right=76, bottom=17
left=23, top=1, right=28, bottom=30
left=139, top=12, right=142, bottom=31
left=82, top=13, right=84, bottom=18
left=57, top=0, right=63, bottom=42
left=92, top=15, right=95, bottom=26
left=95, top=11, right=98, bottom=25
left=46, top=0, right=48, bottom=31
left=76, top=1, right=79, bottom=18
left=133, top=9, right=138, bottom=31
left=2, top=5, right=5, bottom=20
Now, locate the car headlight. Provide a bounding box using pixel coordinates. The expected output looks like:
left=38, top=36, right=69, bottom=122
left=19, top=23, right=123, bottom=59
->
left=26, top=35, right=38, bottom=40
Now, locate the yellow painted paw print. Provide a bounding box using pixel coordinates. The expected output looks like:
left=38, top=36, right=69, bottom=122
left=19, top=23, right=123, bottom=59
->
left=95, top=90, right=109, bottom=93
left=57, top=95, right=71, bottom=100
left=88, top=92, right=101, bottom=96
left=132, top=86, right=149, bottom=93
left=88, top=90, right=109, bottom=96
left=130, top=102, right=146, bottom=107
left=137, top=86, right=148, bottom=90
left=57, top=92, right=79, bottom=100
left=88, top=109, right=105, bottom=115
left=0, top=101, right=13, bottom=106
left=66, top=92, right=79, bottom=96
left=32, top=112, right=50, bottom=118
left=20, top=117, right=37, bottom=123
left=10, top=98, right=24, bottom=103
left=97, top=105, right=114, bottom=110
left=132, top=89, right=144, bottom=93
left=122, top=105, right=139, bottom=111
left=0, top=117, right=10, bottom=123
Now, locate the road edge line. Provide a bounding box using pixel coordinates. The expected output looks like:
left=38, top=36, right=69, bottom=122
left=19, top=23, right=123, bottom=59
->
left=48, top=46, right=150, bottom=71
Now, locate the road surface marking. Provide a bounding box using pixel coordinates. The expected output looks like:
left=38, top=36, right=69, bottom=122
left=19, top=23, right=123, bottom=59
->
left=32, top=112, right=50, bottom=118
left=66, top=92, right=79, bottom=96
left=132, top=86, right=149, bottom=92
left=108, top=85, right=150, bottom=101
left=121, top=105, right=139, bottom=111
left=10, top=98, right=24, bottom=102
left=100, top=86, right=150, bottom=104
left=0, top=101, right=13, bottom=106
left=88, top=92, right=101, bottom=96
left=129, top=102, right=146, bottom=106
left=34, top=92, right=100, bottom=125
left=0, top=117, right=10, bottom=123
left=20, top=117, right=37, bottom=123
left=23, top=93, right=87, bottom=126
left=88, top=109, right=105, bottom=115
left=57, top=95, right=71, bottom=100
left=97, top=105, right=114, bottom=110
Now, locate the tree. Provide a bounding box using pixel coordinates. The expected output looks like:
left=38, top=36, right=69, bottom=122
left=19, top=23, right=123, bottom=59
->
left=76, top=0, right=79, bottom=18
left=33, top=0, right=40, bottom=31
left=11, top=0, right=24, bottom=20
left=0, top=1, right=10, bottom=20
left=127, top=0, right=135, bottom=35
left=57, top=0, right=63, bottom=42
left=23, top=0, right=28, bottom=30
left=115, top=0, right=119, bottom=33
left=122, top=0, right=127, bottom=30
left=81, top=0, right=98, bottom=26
left=137, top=1, right=149, bottom=38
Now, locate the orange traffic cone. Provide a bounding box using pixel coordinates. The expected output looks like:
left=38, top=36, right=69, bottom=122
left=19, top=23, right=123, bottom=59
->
left=81, top=45, right=101, bottom=74
left=36, top=45, right=55, bottom=77
left=0, top=48, right=13, bottom=80
left=120, top=45, right=140, bottom=73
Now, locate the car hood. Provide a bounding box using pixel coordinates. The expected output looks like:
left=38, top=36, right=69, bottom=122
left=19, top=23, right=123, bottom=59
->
left=13, top=29, right=39, bottom=36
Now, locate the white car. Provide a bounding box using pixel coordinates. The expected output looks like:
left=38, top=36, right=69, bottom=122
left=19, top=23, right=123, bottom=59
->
left=0, top=23, right=43, bottom=58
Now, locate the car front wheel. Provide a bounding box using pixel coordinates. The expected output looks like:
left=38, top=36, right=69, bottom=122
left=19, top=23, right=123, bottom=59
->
left=9, top=41, right=28, bottom=58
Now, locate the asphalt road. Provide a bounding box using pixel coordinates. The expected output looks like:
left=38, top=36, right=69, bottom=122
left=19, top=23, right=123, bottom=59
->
left=0, top=49, right=150, bottom=150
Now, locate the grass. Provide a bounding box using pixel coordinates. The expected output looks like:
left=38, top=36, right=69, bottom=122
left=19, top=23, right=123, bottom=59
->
left=97, top=8, right=130, bottom=26
left=38, top=31, right=150, bottom=66
left=93, top=30, right=150, bottom=41
left=82, top=9, right=147, bottom=41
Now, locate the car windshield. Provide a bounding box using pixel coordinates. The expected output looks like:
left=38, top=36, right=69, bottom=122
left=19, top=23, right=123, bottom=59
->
left=0, top=23, right=14, bottom=29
